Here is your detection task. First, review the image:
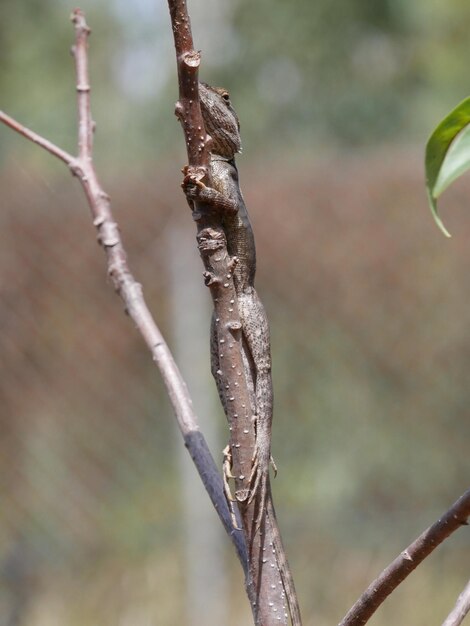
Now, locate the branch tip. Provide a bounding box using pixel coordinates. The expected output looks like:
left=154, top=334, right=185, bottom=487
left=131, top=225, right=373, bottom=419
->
left=71, top=8, right=91, bottom=34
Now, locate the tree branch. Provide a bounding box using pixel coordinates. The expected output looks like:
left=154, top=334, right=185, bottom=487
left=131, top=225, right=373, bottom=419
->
left=442, top=579, right=470, bottom=626
left=339, top=489, right=470, bottom=626
left=0, top=111, right=75, bottom=166
left=167, top=2, right=295, bottom=624
left=0, top=8, right=248, bottom=574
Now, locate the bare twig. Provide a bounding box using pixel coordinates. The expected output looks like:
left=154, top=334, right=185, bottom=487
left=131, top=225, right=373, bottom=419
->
left=339, top=489, right=470, bottom=626
left=0, top=111, right=75, bottom=165
left=0, top=8, right=247, bottom=572
left=442, top=580, right=470, bottom=626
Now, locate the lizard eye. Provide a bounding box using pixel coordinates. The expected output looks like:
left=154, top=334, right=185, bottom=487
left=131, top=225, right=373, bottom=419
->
left=222, top=92, right=230, bottom=102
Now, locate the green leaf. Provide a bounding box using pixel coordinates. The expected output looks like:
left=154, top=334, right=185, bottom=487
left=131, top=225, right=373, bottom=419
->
left=425, top=96, right=470, bottom=237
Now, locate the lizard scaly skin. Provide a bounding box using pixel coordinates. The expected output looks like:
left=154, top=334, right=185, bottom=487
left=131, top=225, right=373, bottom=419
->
left=183, top=82, right=302, bottom=626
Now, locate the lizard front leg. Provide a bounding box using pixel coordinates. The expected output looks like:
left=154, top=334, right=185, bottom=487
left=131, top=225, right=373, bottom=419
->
left=182, top=171, right=238, bottom=218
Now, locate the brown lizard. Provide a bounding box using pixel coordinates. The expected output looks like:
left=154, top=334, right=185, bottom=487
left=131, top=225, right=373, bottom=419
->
left=183, top=82, right=302, bottom=626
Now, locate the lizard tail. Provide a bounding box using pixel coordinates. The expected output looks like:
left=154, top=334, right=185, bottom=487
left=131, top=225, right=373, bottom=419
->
left=267, top=493, right=303, bottom=626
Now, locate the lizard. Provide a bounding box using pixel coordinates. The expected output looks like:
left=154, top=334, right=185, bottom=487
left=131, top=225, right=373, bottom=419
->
left=182, top=82, right=302, bottom=626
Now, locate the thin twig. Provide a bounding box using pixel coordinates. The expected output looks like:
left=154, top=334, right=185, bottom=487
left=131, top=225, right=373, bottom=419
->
left=338, top=489, right=470, bottom=626
left=0, top=8, right=247, bottom=573
left=0, top=111, right=75, bottom=166
left=442, top=579, right=470, bottom=626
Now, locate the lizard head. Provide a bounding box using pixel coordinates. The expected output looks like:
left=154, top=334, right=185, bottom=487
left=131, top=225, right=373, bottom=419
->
left=199, top=82, right=242, bottom=159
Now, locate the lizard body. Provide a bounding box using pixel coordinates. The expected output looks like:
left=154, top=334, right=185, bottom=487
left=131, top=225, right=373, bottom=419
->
left=183, top=82, right=302, bottom=626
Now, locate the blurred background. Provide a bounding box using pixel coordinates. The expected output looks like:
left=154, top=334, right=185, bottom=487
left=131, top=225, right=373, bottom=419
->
left=1, top=0, right=470, bottom=624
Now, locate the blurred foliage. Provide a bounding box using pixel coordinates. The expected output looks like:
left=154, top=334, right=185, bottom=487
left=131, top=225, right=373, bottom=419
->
left=221, top=0, right=470, bottom=149
left=0, top=2, right=117, bottom=161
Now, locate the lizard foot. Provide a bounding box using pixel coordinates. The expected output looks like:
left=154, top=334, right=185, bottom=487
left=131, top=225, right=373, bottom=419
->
left=223, top=445, right=241, bottom=530
left=271, top=455, right=278, bottom=477
left=182, top=172, right=207, bottom=199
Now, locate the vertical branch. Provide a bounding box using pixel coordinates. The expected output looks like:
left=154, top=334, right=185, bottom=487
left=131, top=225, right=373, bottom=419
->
left=72, top=12, right=93, bottom=159
left=168, top=0, right=211, bottom=172
left=167, top=2, right=291, bottom=624
left=167, top=0, right=259, bottom=612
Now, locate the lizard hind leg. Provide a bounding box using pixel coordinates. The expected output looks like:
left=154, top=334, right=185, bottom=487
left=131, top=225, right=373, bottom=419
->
left=247, top=427, right=272, bottom=530
left=237, top=290, right=275, bottom=530
left=223, top=445, right=241, bottom=530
